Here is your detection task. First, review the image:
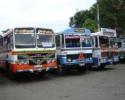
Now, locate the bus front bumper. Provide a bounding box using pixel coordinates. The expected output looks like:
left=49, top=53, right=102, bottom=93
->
left=10, top=62, right=57, bottom=73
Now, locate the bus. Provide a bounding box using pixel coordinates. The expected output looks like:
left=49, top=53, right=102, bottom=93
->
left=55, top=28, right=92, bottom=73
left=109, top=37, right=119, bottom=64
left=91, top=28, right=118, bottom=69
left=0, top=27, right=57, bottom=78
left=117, top=38, right=125, bottom=62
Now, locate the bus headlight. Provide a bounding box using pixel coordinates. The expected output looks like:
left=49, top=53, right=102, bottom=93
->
left=51, top=59, right=56, bottom=62
left=89, top=57, right=92, bottom=60
left=17, top=60, right=29, bottom=64
left=47, top=60, right=51, bottom=63
left=67, top=58, right=72, bottom=62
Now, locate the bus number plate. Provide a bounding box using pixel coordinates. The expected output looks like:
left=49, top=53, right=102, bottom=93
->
left=34, top=65, right=42, bottom=68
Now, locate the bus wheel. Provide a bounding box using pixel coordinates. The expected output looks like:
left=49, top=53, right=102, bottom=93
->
left=77, top=66, right=87, bottom=73
left=58, top=65, right=70, bottom=75
left=98, top=64, right=105, bottom=70
left=5, top=62, right=15, bottom=79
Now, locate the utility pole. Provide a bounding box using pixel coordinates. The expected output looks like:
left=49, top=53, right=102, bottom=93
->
left=97, top=0, right=100, bottom=31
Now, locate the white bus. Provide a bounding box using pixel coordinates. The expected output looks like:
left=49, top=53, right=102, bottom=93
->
left=91, top=28, right=119, bottom=69
left=117, top=38, right=125, bottom=62
left=0, top=27, right=57, bottom=78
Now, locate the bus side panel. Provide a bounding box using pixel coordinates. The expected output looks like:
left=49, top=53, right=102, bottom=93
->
left=112, top=50, right=119, bottom=63
left=0, top=61, right=6, bottom=68
left=0, top=53, right=8, bottom=69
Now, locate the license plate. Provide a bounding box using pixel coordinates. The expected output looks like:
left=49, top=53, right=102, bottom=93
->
left=34, top=65, right=42, bottom=68
left=79, top=63, right=85, bottom=66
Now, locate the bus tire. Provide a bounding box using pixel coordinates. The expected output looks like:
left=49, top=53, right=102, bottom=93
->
left=77, top=66, right=87, bottom=73
left=5, top=62, right=16, bottom=79
left=98, top=64, right=105, bottom=70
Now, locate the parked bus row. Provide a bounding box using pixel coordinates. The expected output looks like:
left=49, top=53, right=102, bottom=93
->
left=0, top=27, right=124, bottom=79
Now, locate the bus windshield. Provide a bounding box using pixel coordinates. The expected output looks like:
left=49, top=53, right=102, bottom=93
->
left=14, top=28, right=35, bottom=48
left=81, top=37, right=92, bottom=47
left=65, top=35, right=80, bottom=48
left=110, top=38, right=118, bottom=48
left=99, top=36, right=109, bottom=48
left=37, top=34, right=54, bottom=48
left=15, top=34, right=35, bottom=48
left=118, top=42, right=122, bottom=48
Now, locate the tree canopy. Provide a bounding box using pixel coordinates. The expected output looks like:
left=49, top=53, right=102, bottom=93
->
left=69, top=0, right=125, bottom=35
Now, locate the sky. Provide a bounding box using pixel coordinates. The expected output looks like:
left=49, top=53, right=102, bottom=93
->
left=0, top=0, right=96, bottom=32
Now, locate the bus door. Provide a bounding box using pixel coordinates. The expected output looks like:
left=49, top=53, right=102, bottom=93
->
left=92, top=36, right=101, bottom=67
left=109, top=37, right=119, bottom=64
left=118, top=39, right=125, bottom=62
left=99, top=36, right=110, bottom=65
left=92, top=36, right=109, bottom=69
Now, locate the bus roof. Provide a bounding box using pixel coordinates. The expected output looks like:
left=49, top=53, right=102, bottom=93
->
left=1, top=27, right=54, bottom=37
left=62, top=28, right=91, bottom=35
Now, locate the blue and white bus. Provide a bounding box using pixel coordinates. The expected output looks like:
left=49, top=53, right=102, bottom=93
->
left=55, top=28, right=93, bottom=72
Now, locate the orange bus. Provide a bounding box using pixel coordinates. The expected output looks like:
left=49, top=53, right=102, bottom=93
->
left=0, top=27, right=57, bottom=78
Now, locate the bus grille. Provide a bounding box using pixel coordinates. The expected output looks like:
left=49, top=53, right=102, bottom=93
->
left=67, top=54, right=79, bottom=60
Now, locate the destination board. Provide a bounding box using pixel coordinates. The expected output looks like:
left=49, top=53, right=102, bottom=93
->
left=36, top=28, right=53, bottom=34
left=14, top=28, right=35, bottom=33
left=65, top=35, right=80, bottom=39
left=101, top=28, right=116, bottom=37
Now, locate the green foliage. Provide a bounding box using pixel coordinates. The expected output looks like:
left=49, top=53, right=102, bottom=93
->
left=69, top=10, right=95, bottom=28
left=83, top=19, right=97, bottom=32
left=69, top=0, right=125, bottom=35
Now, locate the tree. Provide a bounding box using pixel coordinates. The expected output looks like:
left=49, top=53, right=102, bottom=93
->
left=69, top=10, right=95, bottom=28
left=98, top=0, right=125, bottom=35
left=69, top=0, right=125, bottom=35
left=83, top=18, right=97, bottom=32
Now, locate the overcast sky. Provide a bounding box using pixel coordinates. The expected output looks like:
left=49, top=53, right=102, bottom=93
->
left=0, top=0, right=96, bottom=32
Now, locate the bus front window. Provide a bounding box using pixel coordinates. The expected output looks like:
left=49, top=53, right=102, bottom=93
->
left=122, top=43, right=125, bottom=48
left=37, top=35, right=54, bottom=48
left=14, top=28, right=35, bottom=48
left=65, top=35, right=80, bottom=48
left=110, top=38, right=118, bottom=48
left=15, top=34, right=35, bottom=48
left=99, top=36, right=109, bottom=48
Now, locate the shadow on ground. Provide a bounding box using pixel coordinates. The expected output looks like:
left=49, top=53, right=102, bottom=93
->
left=0, top=66, right=115, bottom=84
left=88, top=66, right=116, bottom=72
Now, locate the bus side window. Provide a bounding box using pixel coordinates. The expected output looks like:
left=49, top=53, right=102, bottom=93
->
left=3, top=34, right=12, bottom=50
left=10, top=33, right=13, bottom=49
left=91, top=37, right=94, bottom=47
left=95, top=37, right=98, bottom=48
left=56, top=35, right=60, bottom=48
left=61, top=35, right=64, bottom=48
